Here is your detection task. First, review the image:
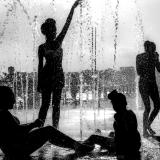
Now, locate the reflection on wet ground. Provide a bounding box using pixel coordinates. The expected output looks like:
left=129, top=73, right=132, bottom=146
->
left=0, top=143, right=117, bottom=160
left=1, top=138, right=160, bottom=160
left=1, top=107, right=160, bottom=159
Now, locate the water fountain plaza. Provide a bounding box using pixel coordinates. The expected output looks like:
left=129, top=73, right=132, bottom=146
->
left=1, top=0, right=160, bottom=159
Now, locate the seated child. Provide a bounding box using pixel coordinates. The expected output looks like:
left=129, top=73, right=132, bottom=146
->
left=0, top=86, right=94, bottom=158
left=83, top=90, right=141, bottom=160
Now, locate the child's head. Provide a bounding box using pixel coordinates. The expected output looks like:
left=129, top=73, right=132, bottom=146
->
left=41, top=18, right=57, bottom=39
left=0, top=86, right=15, bottom=110
left=108, top=90, right=127, bottom=113
left=144, top=40, right=156, bottom=53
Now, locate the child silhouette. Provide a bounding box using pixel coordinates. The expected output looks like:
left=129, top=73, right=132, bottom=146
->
left=82, top=90, right=141, bottom=160
left=0, top=86, right=94, bottom=158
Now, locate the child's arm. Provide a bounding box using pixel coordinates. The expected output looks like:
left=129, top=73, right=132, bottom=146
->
left=136, top=54, right=143, bottom=76
left=55, top=0, right=82, bottom=45
left=19, top=119, right=43, bottom=133
left=114, top=111, right=137, bottom=132
left=37, top=45, right=44, bottom=92
left=125, top=110, right=138, bottom=132
left=155, top=52, right=160, bottom=72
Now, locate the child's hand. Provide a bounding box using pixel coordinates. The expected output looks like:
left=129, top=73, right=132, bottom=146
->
left=73, top=0, right=82, bottom=8
left=37, top=86, right=42, bottom=93
left=13, top=115, right=20, bottom=124
left=154, top=52, right=159, bottom=61
left=33, top=119, right=44, bottom=128
left=108, top=131, right=115, bottom=138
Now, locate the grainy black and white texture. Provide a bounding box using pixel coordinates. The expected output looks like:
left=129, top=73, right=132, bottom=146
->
left=1, top=0, right=160, bottom=159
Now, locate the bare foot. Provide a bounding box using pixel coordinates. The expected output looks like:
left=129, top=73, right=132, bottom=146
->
left=148, top=127, right=156, bottom=136
left=75, top=143, right=94, bottom=157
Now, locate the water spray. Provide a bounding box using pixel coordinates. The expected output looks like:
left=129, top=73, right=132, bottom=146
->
left=79, top=1, right=83, bottom=140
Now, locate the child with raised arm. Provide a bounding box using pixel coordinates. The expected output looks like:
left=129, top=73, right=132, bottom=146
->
left=37, top=0, right=82, bottom=128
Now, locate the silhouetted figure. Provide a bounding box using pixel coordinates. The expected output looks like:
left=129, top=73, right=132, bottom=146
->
left=37, top=0, right=82, bottom=128
left=136, top=41, right=160, bottom=137
left=0, top=86, right=94, bottom=159
left=82, top=90, right=141, bottom=160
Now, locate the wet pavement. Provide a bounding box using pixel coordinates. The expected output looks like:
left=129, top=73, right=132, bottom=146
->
left=0, top=143, right=118, bottom=160
left=0, top=139, right=160, bottom=160
left=1, top=106, right=160, bottom=159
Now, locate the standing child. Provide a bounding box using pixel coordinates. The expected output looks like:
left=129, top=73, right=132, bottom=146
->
left=136, top=40, right=160, bottom=137
left=37, top=0, right=82, bottom=128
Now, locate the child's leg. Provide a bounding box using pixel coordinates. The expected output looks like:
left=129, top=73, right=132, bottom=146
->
left=52, top=87, right=63, bottom=128
left=21, top=126, right=93, bottom=155
left=83, top=135, right=115, bottom=150
left=38, top=89, right=52, bottom=126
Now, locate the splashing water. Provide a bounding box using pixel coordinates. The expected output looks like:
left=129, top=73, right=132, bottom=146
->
left=79, top=2, right=84, bottom=140
left=134, top=0, right=145, bottom=56
left=15, top=0, right=31, bottom=25
left=0, top=0, right=148, bottom=141
left=0, top=1, right=16, bottom=42
left=134, top=0, right=145, bottom=44
left=113, top=0, right=119, bottom=68
left=134, top=0, right=145, bottom=110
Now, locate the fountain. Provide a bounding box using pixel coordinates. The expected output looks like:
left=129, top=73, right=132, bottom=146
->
left=134, top=0, right=145, bottom=110
left=2, top=0, right=160, bottom=159
left=113, top=0, right=119, bottom=68
left=0, top=0, right=149, bottom=143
